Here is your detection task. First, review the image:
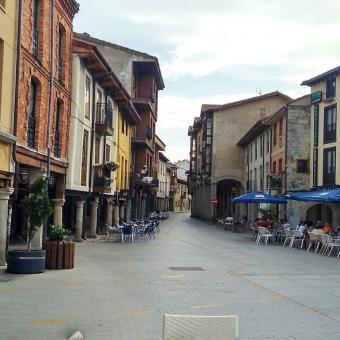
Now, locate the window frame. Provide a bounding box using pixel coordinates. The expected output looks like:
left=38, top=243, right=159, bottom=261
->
left=326, top=77, right=336, bottom=98
left=296, top=159, right=309, bottom=174
left=324, top=105, right=337, bottom=144
left=323, top=147, right=336, bottom=185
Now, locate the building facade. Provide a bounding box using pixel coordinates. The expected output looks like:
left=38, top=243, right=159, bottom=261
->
left=12, top=0, right=79, bottom=247
left=188, top=92, right=291, bottom=221
left=302, top=67, right=340, bottom=226
left=0, top=0, right=18, bottom=264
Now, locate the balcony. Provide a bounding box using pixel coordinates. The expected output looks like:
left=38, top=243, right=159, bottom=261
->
left=93, top=164, right=113, bottom=193
left=130, top=173, right=159, bottom=190
left=54, top=131, right=60, bottom=158
left=132, top=124, right=154, bottom=151
left=95, top=103, right=113, bottom=136
left=27, top=115, right=36, bottom=149
left=32, top=29, right=39, bottom=57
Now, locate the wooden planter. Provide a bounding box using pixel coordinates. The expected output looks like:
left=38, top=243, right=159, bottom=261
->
left=43, top=241, right=75, bottom=269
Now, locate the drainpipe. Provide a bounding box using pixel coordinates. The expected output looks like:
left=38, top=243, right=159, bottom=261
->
left=6, top=0, right=23, bottom=259
left=44, top=0, right=55, bottom=241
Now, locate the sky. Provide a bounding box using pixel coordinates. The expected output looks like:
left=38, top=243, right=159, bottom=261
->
left=74, top=0, right=340, bottom=162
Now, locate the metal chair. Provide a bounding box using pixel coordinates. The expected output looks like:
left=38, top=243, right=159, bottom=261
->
left=163, top=314, right=239, bottom=340
left=256, top=227, right=274, bottom=245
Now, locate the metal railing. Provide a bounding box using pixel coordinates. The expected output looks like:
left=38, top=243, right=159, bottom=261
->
left=27, top=115, right=36, bottom=149
left=96, top=103, right=113, bottom=127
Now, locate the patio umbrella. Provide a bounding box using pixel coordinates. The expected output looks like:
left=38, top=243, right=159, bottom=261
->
left=287, top=189, right=340, bottom=202
left=232, top=191, right=287, bottom=204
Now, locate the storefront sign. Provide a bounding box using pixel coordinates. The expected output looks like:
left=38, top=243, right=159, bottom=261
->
left=313, top=105, right=319, bottom=147
left=311, top=91, right=322, bottom=104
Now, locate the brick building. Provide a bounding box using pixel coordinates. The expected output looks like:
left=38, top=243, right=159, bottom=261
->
left=12, top=0, right=79, bottom=246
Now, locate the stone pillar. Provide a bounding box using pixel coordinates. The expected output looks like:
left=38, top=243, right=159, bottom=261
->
left=106, top=198, right=113, bottom=226
left=119, top=204, right=125, bottom=221
left=0, top=188, right=13, bottom=265
left=51, top=199, right=65, bottom=226
left=113, top=204, right=119, bottom=225
left=126, top=200, right=131, bottom=222
left=75, top=200, right=85, bottom=241
left=89, top=197, right=99, bottom=238
left=141, top=196, right=146, bottom=219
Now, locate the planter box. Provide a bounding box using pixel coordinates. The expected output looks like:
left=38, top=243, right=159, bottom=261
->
left=7, top=250, right=46, bottom=274
left=43, top=241, right=75, bottom=269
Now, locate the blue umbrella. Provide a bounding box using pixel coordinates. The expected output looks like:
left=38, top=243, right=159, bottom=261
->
left=287, top=189, right=340, bottom=202
left=232, top=191, right=287, bottom=204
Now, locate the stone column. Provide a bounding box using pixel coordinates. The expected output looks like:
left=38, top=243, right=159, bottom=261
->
left=126, top=200, right=131, bottom=222
left=89, top=197, right=99, bottom=238
left=0, top=188, right=13, bottom=265
left=106, top=198, right=113, bottom=226
left=75, top=200, right=85, bottom=241
left=141, top=196, right=146, bottom=219
left=113, top=204, right=119, bottom=225
left=119, top=204, right=125, bottom=221
left=51, top=199, right=65, bottom=226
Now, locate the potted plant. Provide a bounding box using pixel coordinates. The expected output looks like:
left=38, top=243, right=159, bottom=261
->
left=7, top=177, right=52, bottom=274
left=43, top=225, right=75, bottom=269
left=104, top=161, right=119, bottom=171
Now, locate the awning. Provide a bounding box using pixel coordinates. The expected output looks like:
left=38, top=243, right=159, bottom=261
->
left=232, top=191, right=287, bottom=204
left=287, top=189, right=340, bottom=202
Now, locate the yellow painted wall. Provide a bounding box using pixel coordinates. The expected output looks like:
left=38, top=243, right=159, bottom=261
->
left=0, top=2, right=17, bottom=174
left=116, top=111, right=132, bottom=191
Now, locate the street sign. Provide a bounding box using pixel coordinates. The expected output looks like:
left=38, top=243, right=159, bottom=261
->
left=211, top=198, right=219, bottom=205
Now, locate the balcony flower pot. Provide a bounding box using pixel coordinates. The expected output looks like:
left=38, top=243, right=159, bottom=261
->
left=7, top=177, right=52, bottom=274
left=43, top=225, right=74, bottom=269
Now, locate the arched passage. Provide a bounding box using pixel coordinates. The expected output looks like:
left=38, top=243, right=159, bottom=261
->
left=306, top=204, right=332, bottom=225
left=216, top=179, right=242, bottom=218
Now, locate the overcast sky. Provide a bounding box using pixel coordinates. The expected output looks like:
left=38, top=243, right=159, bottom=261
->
left=74, top=0, right=340, bottom=162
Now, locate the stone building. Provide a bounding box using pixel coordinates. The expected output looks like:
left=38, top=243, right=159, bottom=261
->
left=65, top=36, right=139, bottom=240
left=174, top=160, right=190, bottom=212
left=188, top=92, right=291, bottom=221
left=0, top=0, right=18, bottom=264
left=74, top=33, right=164, bottom=220
left=12, top=0, right=79, bottom=247
left=302, top=67, right=340, bottom=226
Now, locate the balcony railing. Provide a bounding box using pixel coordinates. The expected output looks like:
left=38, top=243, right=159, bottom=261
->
left=58, top=57, right=63, bottom=82
left=33, top=29, right=39, bottom=57
left=54, top=131, right=60, bottom=158
left=27, top=115, right=36, bottom=149
left=95, top=103, right=113, bottom=136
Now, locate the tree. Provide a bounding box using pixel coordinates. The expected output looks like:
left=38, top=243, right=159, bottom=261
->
left=22, top=177, right=53, bottom=251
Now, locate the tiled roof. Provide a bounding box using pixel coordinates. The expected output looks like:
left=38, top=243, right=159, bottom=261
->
left=201, top=104, right=221, bottom=113
left=301, top=66, right=340, bottom=86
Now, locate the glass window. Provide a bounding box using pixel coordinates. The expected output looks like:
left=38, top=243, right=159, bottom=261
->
left=95, top=137, right=100, bottom=164
left=85, top=76, right=91, bottom=119
left=105, top=144, right=110, bottom=163
left=324, top=106, right=336, bottom=143
left=323, top=147, right=336, bottom=185
left=81, top=130, right=89, bottom=186
left=326, top=77, right=336, bottom=98
left=296, top=160, right=308, bottom=173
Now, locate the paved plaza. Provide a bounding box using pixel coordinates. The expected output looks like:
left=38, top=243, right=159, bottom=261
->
left=1, top=213, right=340, bottom=339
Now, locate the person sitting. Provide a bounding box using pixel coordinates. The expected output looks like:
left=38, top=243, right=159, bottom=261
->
left=314, top=220, right=324, bottom=229
left=282, top=219, right=291, bottom=230
left=297, top=220, right=307, bottom=237
left=323, top=223, right=332, bottom=234
left=252, top=218, right=260, bottom=229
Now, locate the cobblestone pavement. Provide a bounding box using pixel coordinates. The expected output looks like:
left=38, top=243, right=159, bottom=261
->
left=1, top=213, right=340, bottom=339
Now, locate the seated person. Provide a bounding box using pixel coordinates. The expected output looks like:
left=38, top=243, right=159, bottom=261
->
left=323, top=223, right=332, bottom=234
left=314, top=220, right=324, bottom=229
left=252, top=218, right=260, bottom=229
left=226, top=216, right=234, bottom=223
left=282, top=219, right=291, bottom=230
left=297, top=221, right=307, bottom=237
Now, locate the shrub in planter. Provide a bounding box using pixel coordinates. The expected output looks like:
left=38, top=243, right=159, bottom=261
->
left=43, top=225, right=75, bottom=270
left=7, top=177, right=53, bottom=274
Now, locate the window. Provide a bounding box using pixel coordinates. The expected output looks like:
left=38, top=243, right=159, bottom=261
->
left=260, top=135, right=263, bottom=157
left=125, top=159, right=128, bottom=188
left=85, top=76, right=91, bottom=119
left=278, top=159, right=282, bottom=173
left=265, top=162, right=269, bottom=189
left=279, top=119, right=283, bottom=137
left=273, top=161, right=277, bottom=173
left=121, top=156, right=124, bottom=188
left=58, top=25, right=65, bottom=82
left=54, top=100, right=62, bottom=157
left=323, top=147, right=336, bottom=185
left=122, top=117, right=125, bottom=134
left=326, top=77, right=336, bottom=98
left=259, top=165, right=263, bottom=190
left=266, top=131, right=270, bottom=153
left=296, top=160, right=308, bottom=173
left=27, top=79, right=38, bottom=148
left=249, top=170, right=252, bottom=191
left=105, top=144, right=110, bottom=163
left=95, top=137, right=100, bottom=164
left=81, top=130, right=89, bottom=186
left=273, top=124, right=277, bottom=146
left=324, top=105, right=336, bottom=143
left=250, top=144, right=253, bottom=162
left=254, top=168, right=257, bottom=191
left=255, top=140, right=258, bottom=160
left=32, top=0, right=39, bottom=57
left=96, top=89, right=102, bottom=123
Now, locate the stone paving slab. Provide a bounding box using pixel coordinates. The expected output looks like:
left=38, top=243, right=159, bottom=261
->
left=1, top=213, right=340, bottom=339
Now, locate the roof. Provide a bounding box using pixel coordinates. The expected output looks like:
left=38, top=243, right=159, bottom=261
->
left=201, top=91, right=292, bottom=114
left=74, top=32, right=164, bottom=90
left=159, top=153, right=169, bottom=163
left=72, top=37, right=140, bottom=125
left=301, top=66, right=340, bottom=86
left=155, top=135, right=166, bottom=151
left=201, top=104, right=221, bottom=113
left=237, top=117, right=270, bottom=147
left=266, top=94, right=310, bottom=126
